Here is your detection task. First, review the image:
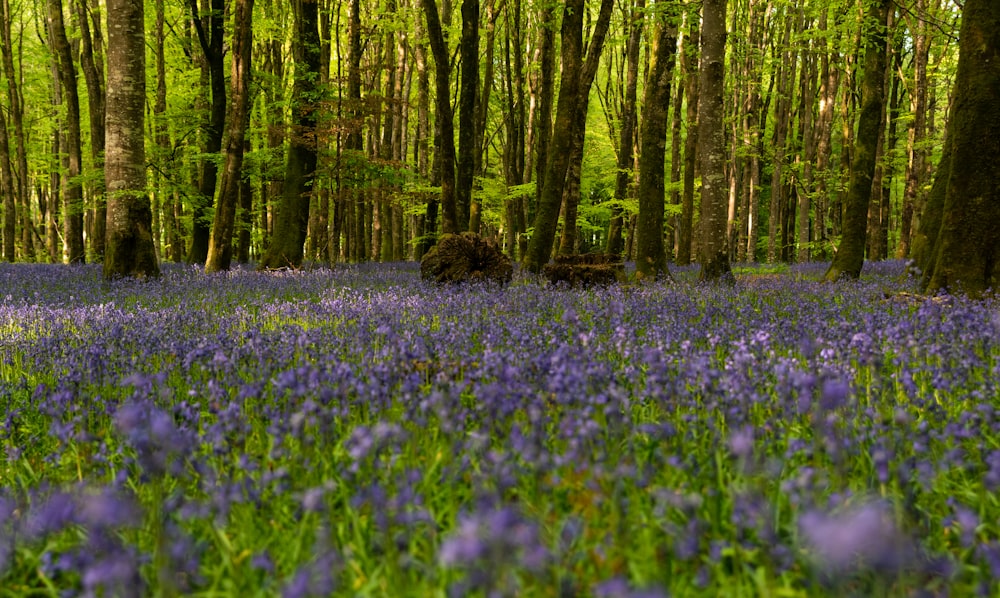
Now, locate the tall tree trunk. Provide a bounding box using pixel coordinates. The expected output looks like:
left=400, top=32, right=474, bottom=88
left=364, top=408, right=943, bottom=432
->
left=556, top=0, right=615, bottom=256
left=75, top=0, right=106, bottom=260
left=456, top=0, right=478, bottom=231
left=1, top=0, right=31, bottom=260
left=258, top=0, right=321, bottom=269
left=187, top=0, right=226, bottom=264
left=606, top=0, right=644, bottom=259
left=813, top=8, right=839, bottom=260
left=898, top=0, right=931, bottom=258
left=697, top=0, right=732, bottom=281
left=524, top=0, right=613, bottom=273
left=677, top=12, right=699, bottom=266
left=104, top=0, right=159, bottom=279
left=422, top=0, right=459, bottom=235
left=825, top=0, right=890, bottom=281
left=0, top=96, right=14, bottom=261
left=635, top=16, right=677, bottom=280
left=205, top=0, right=254, bottom=272
left=767, top=12, right=794, bottom=263
left=49, top=0, right=86, bottom=263
left=529, top=1, right=557, bottom=229
left=922, top=0, right=1000, bottom=296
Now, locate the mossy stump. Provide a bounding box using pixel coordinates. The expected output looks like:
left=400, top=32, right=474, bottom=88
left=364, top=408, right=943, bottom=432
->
left=420, top=232, right=513, bottom=285
left=543, top=253, right=625, bottom=287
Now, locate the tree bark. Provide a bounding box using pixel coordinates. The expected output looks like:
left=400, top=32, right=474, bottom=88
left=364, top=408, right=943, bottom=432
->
left=422, top=0, right=459, bottom=235
left=606, top=0, right=644, bottom=259
left=524, top=0, right=613, bottom=273
left=677, top=12, right=699, bottom=266
left=456, top=0, right=479, bottom=231
left=206, top=0, right=254, bottom=272
left=635, top=17, right=677, bottom=280
left=187, top=0, right=226, bottom=264
left=258, top=0, right=321, bottom=269
left=75, top=0, right=107, bottom=260
left=697, top=0, right=732, bottom=282
left=922, top=0, right=1000, bottom=296
left=104, top=0, right=159, bottom=279
left=825, top=0, right=889, bottom=281
left=48, top=0, right=86, bottom=263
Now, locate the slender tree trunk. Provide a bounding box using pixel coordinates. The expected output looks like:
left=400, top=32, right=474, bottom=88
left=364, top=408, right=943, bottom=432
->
left=187, top=0, right=226, bottom=264
left=825, top=0, right=890, bottom=281
left=205, top=0, right=254, bottom=272
left=422, top=0, right=459, bottom=235
left=104, top=0, right=159, bottom=279
left=635, top=17, right=677, bottom=280
left=813, top=8, right=838, bottom=260
left=677, top=13, right=699, bottom=266
left=607, top=0, right=644, bottom=259
left=767, top=12, right=794, bottom=263
left=75, top=0, right=106, bottom=260
left=0, top=99, right=14, bottom=261
left=49, top=0, right=86, bottom=263
left=456, top=0, right=479, bottom=231
left=258, top=0, right=321, bottom=269
left=524, top=0, right=613, bottom=272
left=898, top=0, right=931, bottom=258
left=1, top=0, right=31, bottom=260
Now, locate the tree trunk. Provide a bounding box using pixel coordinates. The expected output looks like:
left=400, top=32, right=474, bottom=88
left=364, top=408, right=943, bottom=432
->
left=104, top=0, right=159, bottom=279
left=0, top=99, right=13, bottom=261
left=456, top=0, right=479, bottom=231
left=422, top=0, right=459, bottom=235
left=635, top=17, right=677, bottom=280
left=1, top=0, right=31, bottom=260
left=258, top=0, right=321, bottom=269
left=524, top=0, right=613, bottom=273
left=49, top=0, right=86, bottom=263
left=205, top=0, right=254, bottom=273
left=697, top=0, right=732, bottom=282
left=922, top=0, right=1000, bottom=296
left=75, top=0, right=106, bottom=260
left=187, top=0, right=226, bottom=264
left=825, top=0, right=890, bottom=281
left=898, top=0, right=931, bottom=258
left=676, top=13, right=699, bottom=266
left=607, top=0, right=644, bottom=259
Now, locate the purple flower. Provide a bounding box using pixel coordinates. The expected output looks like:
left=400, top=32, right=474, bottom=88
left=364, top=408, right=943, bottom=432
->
left=799, top=500, right=915, bottom=575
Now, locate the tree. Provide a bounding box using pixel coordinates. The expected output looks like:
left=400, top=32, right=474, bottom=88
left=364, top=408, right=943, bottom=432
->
left=697, top=0, right=732, bottom=282
left=103, top=0, right=159, bottom=279
left=919, top=0, right=1000, bottom=296
left=524, top=0, right=614, bottom=274
left=187, top=0, right=226, bottom=264
left=258, top=0, right=321, bottom=269
left=422, top=0, right=459, bottom=236
left=48, top=0, right=85, bottom=263
left=824, top=0, right=890, bottom=281
left=205, top=0, right=254, bottom=273
left=456, top=0, right=479, bottom=231
left=635, top=12, right=677, bottom=280
left=605, top=0, right=644, bottom=259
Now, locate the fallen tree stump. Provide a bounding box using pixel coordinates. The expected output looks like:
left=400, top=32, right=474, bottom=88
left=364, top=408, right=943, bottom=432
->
left=543, top=253, right=625, bottom=287
left=420, top=232, right=513, bottom=285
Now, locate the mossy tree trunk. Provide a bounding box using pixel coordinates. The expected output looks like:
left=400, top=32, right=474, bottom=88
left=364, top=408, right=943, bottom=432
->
left=258, top=0, right=321, bottom=269
left=422, top=0, right=459, bottom=235
left=921, top=0, right=1000, bottom=296
left=635, top=16, right=677, bottom=280
left=103, top=0, right=159, bottom=279
left=824, top=0, right=890, bottom=281
left=205, top=0, right=253, bottom=273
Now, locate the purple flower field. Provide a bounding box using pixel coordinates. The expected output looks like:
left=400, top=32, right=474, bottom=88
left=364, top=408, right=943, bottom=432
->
left=0, top=261, right=998, bottom=596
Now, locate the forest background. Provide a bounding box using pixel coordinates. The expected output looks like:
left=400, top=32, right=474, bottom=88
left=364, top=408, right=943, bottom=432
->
left=0, top=0, right=968, bottom=283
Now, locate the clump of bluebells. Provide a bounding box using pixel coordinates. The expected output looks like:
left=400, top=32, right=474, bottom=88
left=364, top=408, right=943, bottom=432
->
left=0, top=260, right=998, bottom=596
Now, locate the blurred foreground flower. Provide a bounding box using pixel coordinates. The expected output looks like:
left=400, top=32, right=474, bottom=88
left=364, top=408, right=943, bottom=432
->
left=439, top=504, right=550, bottom=596
left=798, top=500, right=915, bottom=576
